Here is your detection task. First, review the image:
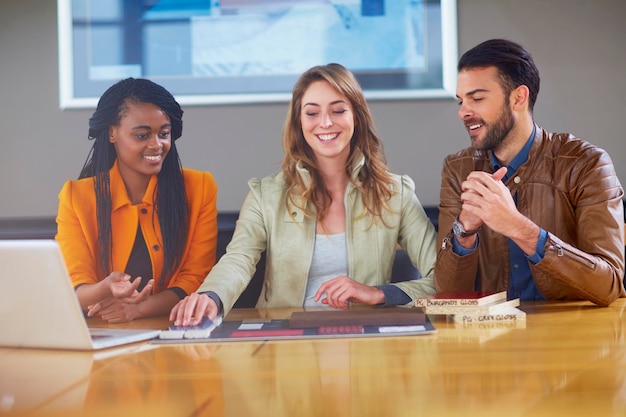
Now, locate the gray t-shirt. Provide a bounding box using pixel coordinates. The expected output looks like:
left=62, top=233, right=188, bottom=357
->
left=304, top=233, right=348, bottom=307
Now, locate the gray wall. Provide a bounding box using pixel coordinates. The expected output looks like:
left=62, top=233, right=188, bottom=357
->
left=1, top=0, right=625, bottom=217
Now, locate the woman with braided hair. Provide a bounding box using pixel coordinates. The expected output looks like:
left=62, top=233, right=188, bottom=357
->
left=56, top=78, right=218, bottom=323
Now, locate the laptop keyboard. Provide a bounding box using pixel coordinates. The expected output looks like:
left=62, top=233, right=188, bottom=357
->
left=159, top=316, right=222, bottom=340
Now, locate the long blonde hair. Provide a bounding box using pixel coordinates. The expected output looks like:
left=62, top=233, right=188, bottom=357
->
left=281, top=63, right=394, bottom=223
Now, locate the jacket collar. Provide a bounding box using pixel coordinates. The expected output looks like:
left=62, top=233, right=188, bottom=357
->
left=528, top=123, right=546, bottom=157
left=109, top=160, right=158, bottom=211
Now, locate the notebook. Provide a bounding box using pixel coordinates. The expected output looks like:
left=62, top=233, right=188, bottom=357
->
left=0, top=239, right=161, bottom=350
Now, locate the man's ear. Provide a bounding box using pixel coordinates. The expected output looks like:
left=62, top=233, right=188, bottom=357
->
left=511, top=85, right=530, bottom=111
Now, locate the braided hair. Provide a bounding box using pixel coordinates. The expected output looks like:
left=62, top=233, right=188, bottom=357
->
left=79, top=78, right=189, bottom=293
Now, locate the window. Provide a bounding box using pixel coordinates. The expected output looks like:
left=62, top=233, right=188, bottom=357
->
left=58, top=0, right=458, bottom=108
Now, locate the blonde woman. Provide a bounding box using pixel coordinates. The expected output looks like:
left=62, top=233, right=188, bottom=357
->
left=171, top=63, right=436, bottom=326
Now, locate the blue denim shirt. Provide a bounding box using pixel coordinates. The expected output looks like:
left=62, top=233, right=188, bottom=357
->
left=453, top=127, right=547, bottom=300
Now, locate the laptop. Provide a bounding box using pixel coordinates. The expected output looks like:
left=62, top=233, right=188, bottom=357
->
left=0, top=239, right=161, bottom=350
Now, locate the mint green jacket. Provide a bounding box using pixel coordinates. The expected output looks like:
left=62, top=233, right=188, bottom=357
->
left=198, top=155, right=437, bottom=315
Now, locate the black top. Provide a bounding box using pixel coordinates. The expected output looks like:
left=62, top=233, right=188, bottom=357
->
left=125, top=226, right=153, bottom=292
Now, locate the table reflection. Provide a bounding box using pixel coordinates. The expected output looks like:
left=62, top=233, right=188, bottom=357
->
left=81, top=344, right=224, bottom=416
left=0, top=300, right=624, bottom=417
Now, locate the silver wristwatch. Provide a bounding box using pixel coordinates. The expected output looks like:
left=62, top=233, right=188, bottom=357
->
left=452, top=217, right=479, bottom=238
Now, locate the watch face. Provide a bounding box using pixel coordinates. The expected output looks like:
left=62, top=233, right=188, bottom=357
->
left=452, top=219, right=463, bottom=237
left=453, top=218, right=477, bottom=238
left=452, top=220, right=461, bottom=236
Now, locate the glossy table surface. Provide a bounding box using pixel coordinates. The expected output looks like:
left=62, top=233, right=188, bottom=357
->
left=1, top=299, right=625, bottom=417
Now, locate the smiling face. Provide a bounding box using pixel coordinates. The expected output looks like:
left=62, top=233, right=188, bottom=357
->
left=300, top=80, right=355, bottom=164
left=456, top=66, right=516, bottom=151
left=109, top=100, right=172, bottom=188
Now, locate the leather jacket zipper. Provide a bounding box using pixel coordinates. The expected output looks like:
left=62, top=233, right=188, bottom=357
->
left=554, top=244, right=596, bottom=270
left=441, top=235, right=452, bottom=251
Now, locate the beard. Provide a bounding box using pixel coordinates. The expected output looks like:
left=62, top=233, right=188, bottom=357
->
left=471, top=103, right=515, bottom=151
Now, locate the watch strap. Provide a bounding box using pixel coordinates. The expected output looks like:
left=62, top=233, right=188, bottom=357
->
left=453, top=217, right=479, bottom=238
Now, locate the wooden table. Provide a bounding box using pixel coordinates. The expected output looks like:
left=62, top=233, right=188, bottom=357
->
left=1, top=299, right=625, bottom=417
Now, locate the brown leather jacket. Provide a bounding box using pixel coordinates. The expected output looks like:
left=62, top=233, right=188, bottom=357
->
left=436, top=125, right=625, bottom=306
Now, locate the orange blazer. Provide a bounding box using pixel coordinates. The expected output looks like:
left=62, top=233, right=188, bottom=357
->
left=55, top=161, right=218, bottom=295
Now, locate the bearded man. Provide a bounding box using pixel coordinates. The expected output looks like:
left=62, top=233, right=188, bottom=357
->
left=435, top=38, right=625, bottom=306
